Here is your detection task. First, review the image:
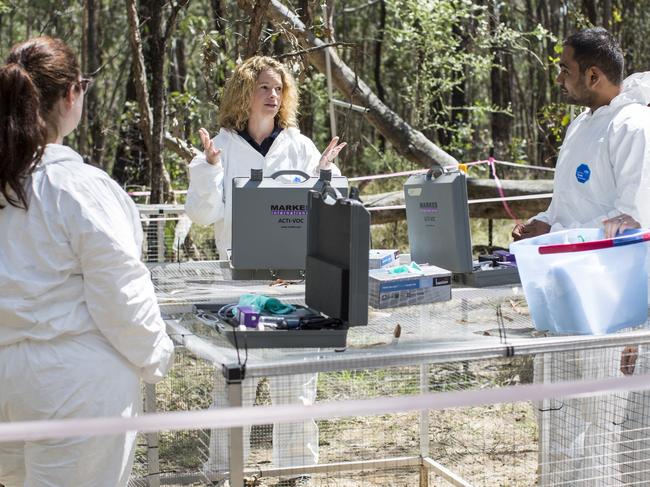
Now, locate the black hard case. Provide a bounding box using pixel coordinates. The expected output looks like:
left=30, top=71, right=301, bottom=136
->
left=198, top=188, right=370, bottom=348
left=305, top=189, right=370, bottom=328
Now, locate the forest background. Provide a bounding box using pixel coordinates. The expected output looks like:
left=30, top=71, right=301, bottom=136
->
left=1, top=0, right=648, bottom=249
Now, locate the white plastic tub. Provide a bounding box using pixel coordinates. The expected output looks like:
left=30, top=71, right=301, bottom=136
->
left=510, top=228, right=650, bottom=335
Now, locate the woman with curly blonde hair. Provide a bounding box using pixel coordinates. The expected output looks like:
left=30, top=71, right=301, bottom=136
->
left=218, top=56, right=299, bottom=131
left=185, top=55, right=345, bottom=487
left=185, top=55, right=345, bottom=260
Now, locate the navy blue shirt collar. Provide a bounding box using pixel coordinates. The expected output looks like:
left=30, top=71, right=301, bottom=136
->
left=237, top=124, right=283, bottom=156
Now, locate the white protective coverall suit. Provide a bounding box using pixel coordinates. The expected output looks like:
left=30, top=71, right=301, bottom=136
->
left=0, top=144, right=174, bottom=487
left=615, top=72, right=650, bottom=486
left=185, top=127, right=340, bottom=476
left=532, top=77, right=650, bottom=485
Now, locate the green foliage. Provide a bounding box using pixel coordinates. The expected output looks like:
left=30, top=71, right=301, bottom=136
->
left=539, top=102, right=572, bottom=144
left=4, top=0, right=648, bottom=191
left=334, top=0, right=557, bottom=165
left=168, top=91, right=202, bottom=133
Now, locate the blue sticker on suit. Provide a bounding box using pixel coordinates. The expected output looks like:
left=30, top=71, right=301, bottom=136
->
left=575, top=164, right=591, bottom=183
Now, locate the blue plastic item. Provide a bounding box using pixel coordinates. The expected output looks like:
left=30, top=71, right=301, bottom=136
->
left=237, top=294, right=296, bottom=315
left=510, top=228, right=650, bottom=335
left=386, top=262, right=423, bottom=275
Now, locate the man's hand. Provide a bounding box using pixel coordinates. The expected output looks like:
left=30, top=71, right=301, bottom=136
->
left=318, top=136, right=347, bottom=170
left=603, top=213, right=640, bottom=239
left=512, top=219, right=551, bottom=241
left=198, top=127, right=222, bottom=166
left=621, top=345, right=639, bottom=376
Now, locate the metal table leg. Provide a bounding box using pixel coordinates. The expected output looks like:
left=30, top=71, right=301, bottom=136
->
left=225, top=364, right=245, bottom=487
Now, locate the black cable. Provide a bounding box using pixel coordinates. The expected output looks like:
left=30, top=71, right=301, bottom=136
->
left=218, top=304, right=245, bottom=368
left=496, top=304, right=508, bottom=345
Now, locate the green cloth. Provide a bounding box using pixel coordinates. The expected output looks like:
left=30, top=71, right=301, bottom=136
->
left=387, top=262, right=423, bottom=275
left=238, top=294, right=296, bottom=315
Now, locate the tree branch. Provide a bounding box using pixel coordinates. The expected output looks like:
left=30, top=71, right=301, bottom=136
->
left=276, top=41, right=353, bottom=60
left=242, top=0, right=271, bottom=58
left=164, top=0, right=191, bottom=43
left=164, top=132, right=201, bottom=162
left=238, top=0, right=457, bottom=170
left=343, top=0, right=379, bottom=13
left=125, top=0, right=153, bottom=154
left=364, top=179, right=554, bottom=223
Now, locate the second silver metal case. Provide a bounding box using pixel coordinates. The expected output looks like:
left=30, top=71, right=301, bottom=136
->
left=231, top=170, right=348, bottom=279
left=404, top=170, right=474, bottom=273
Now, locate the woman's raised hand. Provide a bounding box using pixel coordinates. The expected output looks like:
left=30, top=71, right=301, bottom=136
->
left=318, top=136, right=347, bottom=169
left=198, top=128, right=222, bottom=166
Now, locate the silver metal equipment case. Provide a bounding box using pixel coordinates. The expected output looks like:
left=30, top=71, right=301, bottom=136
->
left=230, top=169, right=348, bottom=280
left=404, top=168, right=520, bottom=287
left=198, top=185, right=370, bottom=348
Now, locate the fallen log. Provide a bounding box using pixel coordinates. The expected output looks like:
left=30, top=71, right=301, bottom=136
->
left=362, top=178, right=554, bottom=223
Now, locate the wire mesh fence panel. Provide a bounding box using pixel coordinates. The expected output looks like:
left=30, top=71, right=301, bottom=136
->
left=139, top=204, right=218, bottom=263
left=127, top=343, right=650, bottom=486
left=130, top=341, right=650, bottom=486
left=421, top=358, right=536, bottom=486
left=129, top=262, right=650, bottom=486
left=533, top=346, right=650, bottom=486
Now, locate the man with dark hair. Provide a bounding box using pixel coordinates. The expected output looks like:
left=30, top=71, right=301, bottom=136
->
left=512, top=26, right=649, bottom=240
left=511, top=27, right=650, bottom=485
left=565, top=26, right=624, bottom=86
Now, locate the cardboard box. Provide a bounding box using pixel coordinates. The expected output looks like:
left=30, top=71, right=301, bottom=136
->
left=368, top=264, right=452, bottom=309
left=369, top=249, right=400, bottom=270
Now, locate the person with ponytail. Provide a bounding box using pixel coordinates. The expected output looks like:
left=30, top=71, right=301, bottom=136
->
left=0, top=37, right=174, bottom=487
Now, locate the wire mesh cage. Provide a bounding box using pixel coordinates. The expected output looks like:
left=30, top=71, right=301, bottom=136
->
left=130, top=262, right=650, bottom=487
left=138, top=204, right=218, bottom=263
left=129, top=343, right=650, bottom=486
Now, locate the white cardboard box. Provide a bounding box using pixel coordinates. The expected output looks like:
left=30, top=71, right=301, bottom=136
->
left=369, top=249, right=400, bottom=270
left=368, top=264, right=452, bottom=309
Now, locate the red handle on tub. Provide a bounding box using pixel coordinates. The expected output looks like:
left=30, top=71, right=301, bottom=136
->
left=538, top=230, right=650, bottom=255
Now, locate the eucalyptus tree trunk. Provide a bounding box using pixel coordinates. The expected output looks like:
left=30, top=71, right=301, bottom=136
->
left=489, top=3, right=512, bottom=161
left=125, top=0, right=189, bottom=203
left=81, top=0, right=106, bottom=168
left=211, top=0, right=225, bottom=32
left=244, top=0, right=271, bottom=58
left=148, top=0, right=166, bottom=204
left=373, top=0, right=386, bottom=151
left=602, top=0, right=612, bottom=31
left=582, top=0, right=598, bottom=24
left=297, top=0, right=315, bottom=139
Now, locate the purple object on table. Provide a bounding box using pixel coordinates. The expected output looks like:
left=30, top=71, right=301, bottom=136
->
left=236, top=306, right=260, bottom=328
left=494, top=250, right=516, bottom=263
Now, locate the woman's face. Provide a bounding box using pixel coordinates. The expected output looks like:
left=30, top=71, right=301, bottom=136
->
left=249, top=69, right=283, bottom=119
left=54, top=77, right=86, bottom=142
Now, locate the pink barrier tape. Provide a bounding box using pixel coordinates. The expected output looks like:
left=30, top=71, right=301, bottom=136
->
left=348, top=159, right=553, bottom=183
left=488, top=156, right=521, bottom=225
left=494, top=160, right=555, bottom=172
left=127, top=160, right=552, bottom=194
left=366, top=193, right=553, bottom=212
left=1, top=372, right=649, bottom=443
